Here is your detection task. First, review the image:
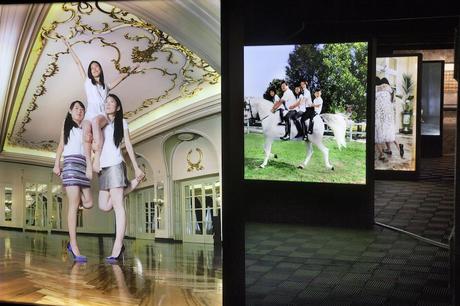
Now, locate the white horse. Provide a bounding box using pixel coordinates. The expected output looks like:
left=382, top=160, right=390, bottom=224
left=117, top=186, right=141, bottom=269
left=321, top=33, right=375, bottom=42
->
left=248, top=98, right=347, bottom=170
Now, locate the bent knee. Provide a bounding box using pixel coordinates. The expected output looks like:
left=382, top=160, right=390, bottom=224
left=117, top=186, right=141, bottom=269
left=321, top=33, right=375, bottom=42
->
left=82, top=201, right=93, bottom=209
left=92, top=115, right=106, bottom=127
left=99, top=205, right=112, bottom=212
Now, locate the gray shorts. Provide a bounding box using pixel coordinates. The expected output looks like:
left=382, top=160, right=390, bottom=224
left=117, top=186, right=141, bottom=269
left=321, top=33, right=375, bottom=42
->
left=98, top=162, right=129, bottom=190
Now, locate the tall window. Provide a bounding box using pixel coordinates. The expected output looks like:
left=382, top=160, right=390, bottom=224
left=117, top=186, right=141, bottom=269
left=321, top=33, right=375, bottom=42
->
left=4, top=186, right=12, bottom=221
left=25, top=183, right=48, bottom=228
left=51, top=185, right=63, bottom=229
left=156, top=183, right=164, bottom=230
left=145, top=200, right=154, bottom=233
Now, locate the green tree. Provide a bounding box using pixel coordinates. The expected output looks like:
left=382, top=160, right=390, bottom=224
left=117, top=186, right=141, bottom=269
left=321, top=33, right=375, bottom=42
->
left=285, top=42, right=368, bottom=121
left=264, top=78, right=284, bottom=100
left=285, top=44, right=322, bottom=90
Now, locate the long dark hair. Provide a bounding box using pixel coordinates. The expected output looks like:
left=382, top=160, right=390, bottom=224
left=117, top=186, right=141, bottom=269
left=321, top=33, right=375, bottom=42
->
left=294, top=86, right=302, bottom=99
left=380, top=77, right=390, bottom=86
left=64, top=100, right=85, bottom=145
left=107, top=93, right=124, bottom=148
left=263, top=87, right=276, bottom=102
left=87, top=60, right=105, bottom=89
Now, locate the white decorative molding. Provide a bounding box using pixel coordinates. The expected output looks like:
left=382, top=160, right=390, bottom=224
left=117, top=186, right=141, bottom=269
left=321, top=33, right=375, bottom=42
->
left=0, top=94, right=221, bottom=167
left=129, top=93, right=221, bottom=144
left=0, top=4, right=50, bottom=152
left=0, top=150, right=54, bottom=167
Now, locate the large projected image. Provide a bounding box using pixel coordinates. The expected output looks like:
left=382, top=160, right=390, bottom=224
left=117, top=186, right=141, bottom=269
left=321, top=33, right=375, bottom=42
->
left=375, top=55, right=419, bottom=171
left=244, top=43, right=368, bottom=184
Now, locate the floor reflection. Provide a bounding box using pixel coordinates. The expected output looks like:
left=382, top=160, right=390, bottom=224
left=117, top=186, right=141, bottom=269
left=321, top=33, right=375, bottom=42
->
left=0, top=230, right=222, bottom=305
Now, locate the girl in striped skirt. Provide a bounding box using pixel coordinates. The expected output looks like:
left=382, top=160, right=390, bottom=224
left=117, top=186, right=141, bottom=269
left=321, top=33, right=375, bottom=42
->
left=53, top=101, right=93, bottom=262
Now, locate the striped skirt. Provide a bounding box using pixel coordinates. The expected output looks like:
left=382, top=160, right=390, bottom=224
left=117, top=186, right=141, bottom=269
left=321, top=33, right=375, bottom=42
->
left=62, top=154, right=91, bottom=188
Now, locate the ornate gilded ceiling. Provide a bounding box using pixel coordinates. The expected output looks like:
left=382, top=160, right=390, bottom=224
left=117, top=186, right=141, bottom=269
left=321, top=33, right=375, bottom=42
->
left=4, top=1, right=220, bottom=154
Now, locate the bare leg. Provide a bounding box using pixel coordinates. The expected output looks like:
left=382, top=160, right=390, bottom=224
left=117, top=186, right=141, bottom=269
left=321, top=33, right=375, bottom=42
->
left=109, top=188, right=125, bottom=257
left=106, top=177, right=142, bottom=209
left=81, top=188, right=93, bottom=209
left=81, top=120, right=93, bottom=180
left=376, top=144, right=386, bottom=160
left=92, top=115, right=109, bottom=173
left=98, top=190, right=112, bottom=212
left=385, top=142, right=391, bottom=151
left=66, top=186, right=83, bottom=256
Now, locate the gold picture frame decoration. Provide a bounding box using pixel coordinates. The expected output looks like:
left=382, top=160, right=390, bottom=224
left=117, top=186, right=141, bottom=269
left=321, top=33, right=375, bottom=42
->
left=187, top=148, right=204, bottom=172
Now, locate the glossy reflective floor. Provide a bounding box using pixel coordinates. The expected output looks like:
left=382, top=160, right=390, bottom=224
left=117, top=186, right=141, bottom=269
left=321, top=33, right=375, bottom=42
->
left=0, top=230, right=222, bottom=305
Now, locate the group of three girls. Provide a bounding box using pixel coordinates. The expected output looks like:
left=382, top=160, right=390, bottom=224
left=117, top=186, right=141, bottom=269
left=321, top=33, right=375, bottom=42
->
left=53, top=38, right=144, bottom=262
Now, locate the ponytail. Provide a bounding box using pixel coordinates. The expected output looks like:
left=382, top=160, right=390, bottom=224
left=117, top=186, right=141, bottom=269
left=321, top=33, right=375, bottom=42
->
left=64, top=100, right=85, bottom=144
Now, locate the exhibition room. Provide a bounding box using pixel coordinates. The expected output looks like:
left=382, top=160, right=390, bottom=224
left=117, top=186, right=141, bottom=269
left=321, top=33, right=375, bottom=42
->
left=1, top=0, right=460, bottom=305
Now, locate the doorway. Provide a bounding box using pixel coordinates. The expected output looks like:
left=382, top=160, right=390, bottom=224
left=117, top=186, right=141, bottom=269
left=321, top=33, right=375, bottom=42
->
left=180, top=176, right=221, bottom=244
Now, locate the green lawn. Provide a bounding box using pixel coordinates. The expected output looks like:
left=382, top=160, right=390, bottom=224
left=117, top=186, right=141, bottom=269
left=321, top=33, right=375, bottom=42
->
left=244, top=133, right=366, bottom=184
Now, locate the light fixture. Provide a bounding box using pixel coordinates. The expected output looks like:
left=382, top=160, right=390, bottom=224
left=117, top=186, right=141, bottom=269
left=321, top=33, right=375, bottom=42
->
left=177, top=133, right=195, bottom=141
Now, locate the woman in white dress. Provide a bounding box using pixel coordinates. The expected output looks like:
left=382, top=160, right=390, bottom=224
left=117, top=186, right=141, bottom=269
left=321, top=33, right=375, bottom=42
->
left=381, top=78, right=404, bottom=159
left=62, top=38, right=139, bottom=178
left=375, top=77, right=394, bottom=160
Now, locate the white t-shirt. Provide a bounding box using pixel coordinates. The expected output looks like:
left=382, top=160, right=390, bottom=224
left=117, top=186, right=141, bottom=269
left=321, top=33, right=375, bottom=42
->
left=313, top=97, right=323, bottom=114
left=296, top=94, right=305, bottom=112
left=302, top=88, right=312, bottom=107
left=63, top=126, right=84, bottom=156
left=100, top=119, right=129, bottom=168
left=273, top=94, right=280, bottom=103
left=84, top=77, right=108, bottom=121
left=281, top=88, right=296, bottom=110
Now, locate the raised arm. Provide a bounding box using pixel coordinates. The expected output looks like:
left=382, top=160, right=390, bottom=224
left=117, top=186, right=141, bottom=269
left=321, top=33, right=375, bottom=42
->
left=53, top=124, right=65, bottom=177
left=271, top=99, right=283, bottom=113
left=107, top=64, right=140, bottom=91
left=62, top=38, right=86, bottom=80
left=123, top=125, right=144, bottom=181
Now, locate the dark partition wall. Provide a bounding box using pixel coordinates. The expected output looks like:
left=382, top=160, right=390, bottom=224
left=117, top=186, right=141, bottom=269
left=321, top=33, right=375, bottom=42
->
left=421, top=60, right=444, bottom=157
left=453, top=21, right=460, bottom=306
left=222, top=0, right=245, bottom=304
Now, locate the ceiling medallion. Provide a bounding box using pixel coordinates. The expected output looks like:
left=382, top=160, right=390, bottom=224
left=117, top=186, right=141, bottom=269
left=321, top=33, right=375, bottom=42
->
left=177, top=133, right=195, bottom=141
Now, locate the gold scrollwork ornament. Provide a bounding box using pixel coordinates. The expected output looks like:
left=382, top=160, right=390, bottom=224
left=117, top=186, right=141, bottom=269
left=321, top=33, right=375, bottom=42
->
left=187, top=148, right=204, bottom=172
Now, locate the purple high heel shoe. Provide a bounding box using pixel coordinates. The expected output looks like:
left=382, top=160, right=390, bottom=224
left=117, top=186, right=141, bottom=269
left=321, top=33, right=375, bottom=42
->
left=105, top=245, right=125, bottom=263
left=67, top=242, right=87, bottom=262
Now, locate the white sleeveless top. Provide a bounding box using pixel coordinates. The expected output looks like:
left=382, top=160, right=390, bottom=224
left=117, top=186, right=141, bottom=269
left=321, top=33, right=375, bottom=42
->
left=62, top=126, right=84, bottom=156
left=100, top=119, right=129, bottom=168
left=84, top=77, right=108, bottom=121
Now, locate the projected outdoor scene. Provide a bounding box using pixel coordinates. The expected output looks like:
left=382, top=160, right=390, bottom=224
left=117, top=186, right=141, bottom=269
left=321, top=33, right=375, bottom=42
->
left=375, top=55, right=419, bottom=171
left=244, top=43, right=368, bottom=184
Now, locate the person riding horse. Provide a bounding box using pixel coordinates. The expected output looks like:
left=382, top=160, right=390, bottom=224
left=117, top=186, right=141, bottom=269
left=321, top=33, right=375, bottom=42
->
left=270, top=81, right=303, bottom=140
left=299, top=87, right=323, bottom=140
